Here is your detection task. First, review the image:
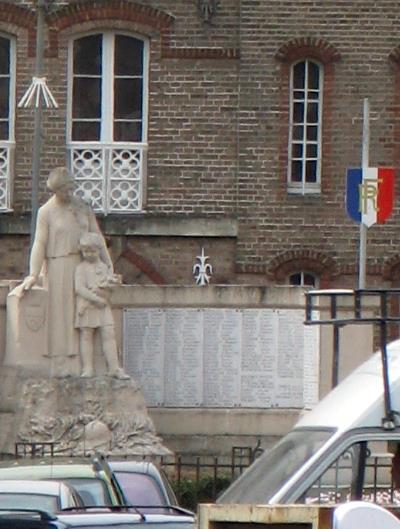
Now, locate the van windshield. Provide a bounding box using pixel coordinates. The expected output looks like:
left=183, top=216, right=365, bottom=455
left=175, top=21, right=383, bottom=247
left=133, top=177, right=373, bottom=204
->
left=218, top=428, right=334, bottom=504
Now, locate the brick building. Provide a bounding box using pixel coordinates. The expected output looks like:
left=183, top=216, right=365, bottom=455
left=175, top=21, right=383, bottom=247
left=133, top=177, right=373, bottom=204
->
left=1, top=0, right=400, bottom=288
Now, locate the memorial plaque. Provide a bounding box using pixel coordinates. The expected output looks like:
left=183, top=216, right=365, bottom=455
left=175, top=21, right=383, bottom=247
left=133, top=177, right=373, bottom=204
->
left=164, top=309, right=203, bottom=406
left=123, top=309, right=165, bottom=406
left=123, top=307, right=320, bottom=409
left=303, top=312, right=320, bottom=408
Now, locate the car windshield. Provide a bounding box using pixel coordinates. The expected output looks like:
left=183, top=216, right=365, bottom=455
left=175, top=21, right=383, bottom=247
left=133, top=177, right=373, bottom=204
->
left=0, top=493, right=58, bottom=512
left=113, top=472, right=164, bottom=506
left=218, top=428, right=334, bottom=504
left=63, top=478, right=111, bottom=506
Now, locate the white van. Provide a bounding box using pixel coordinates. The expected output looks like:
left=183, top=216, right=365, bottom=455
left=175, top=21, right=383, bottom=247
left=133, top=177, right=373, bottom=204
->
left=218, top=338, right=400, bottom=507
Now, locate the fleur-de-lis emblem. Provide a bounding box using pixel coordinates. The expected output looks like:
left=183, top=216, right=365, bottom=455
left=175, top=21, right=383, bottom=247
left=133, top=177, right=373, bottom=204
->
left=193, top=247, right=213, bottom=286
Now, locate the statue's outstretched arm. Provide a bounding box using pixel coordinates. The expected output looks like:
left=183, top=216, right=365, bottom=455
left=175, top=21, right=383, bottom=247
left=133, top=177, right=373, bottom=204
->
left=22, top=209, right=48, bottom=290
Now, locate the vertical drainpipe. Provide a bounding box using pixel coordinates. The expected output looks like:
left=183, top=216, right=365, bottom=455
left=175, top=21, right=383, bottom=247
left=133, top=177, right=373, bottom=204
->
left=30, top=0, right=45, bottom=246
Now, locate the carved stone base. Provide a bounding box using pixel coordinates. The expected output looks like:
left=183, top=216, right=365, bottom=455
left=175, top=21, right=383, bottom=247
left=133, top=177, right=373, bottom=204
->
left=0, top=368, right=171, bottom=457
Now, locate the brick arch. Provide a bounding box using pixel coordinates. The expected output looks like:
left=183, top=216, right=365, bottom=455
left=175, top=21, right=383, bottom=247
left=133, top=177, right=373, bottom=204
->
left=0, top=3, right=35, bottom=29
left=388, top=47, right=400, bottom=65
left=120, top=245, right=167, bottom=285
left=0, top=3, right=36, bottom=56
left=47, top=0, right=174, bottom=32
left=46, top=0, right=174, bottom=58
left=268, top=250, right=336, bottom=286
left=275, top=37, right=341, bottom=64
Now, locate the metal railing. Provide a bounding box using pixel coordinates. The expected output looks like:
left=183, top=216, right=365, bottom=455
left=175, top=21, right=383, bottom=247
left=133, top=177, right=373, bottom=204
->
left=305, top=288, right=400, bottom=429
left=8, top=441, right=264, bottom=505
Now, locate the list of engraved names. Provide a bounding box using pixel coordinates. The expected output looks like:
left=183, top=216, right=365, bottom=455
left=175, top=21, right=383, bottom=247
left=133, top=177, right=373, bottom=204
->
left=123, top=308, right=319, bottom=408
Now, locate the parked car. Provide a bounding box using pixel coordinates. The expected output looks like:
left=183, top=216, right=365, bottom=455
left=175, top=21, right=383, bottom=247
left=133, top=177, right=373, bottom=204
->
left=0, top=506, right=196, bottom=529
left=0, top=479, right=84, bottom=512
left=108, top=461, right=180, bottom=509
left=57, top=507, right=196, bottom=528
left=218, top=338, right=400, bottom=507
left=0, top=458, right=126, bottom=507
left=0, top=509, right=63, bottom=529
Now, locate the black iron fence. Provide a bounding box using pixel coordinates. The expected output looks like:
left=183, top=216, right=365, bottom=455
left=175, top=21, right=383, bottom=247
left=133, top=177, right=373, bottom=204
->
left=159, top=444, right=263, bottom=507
left=9, top=441, right=264, bottom=508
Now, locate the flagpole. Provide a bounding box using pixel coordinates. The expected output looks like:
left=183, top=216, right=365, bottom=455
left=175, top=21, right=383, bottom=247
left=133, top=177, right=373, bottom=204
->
left=359, top=97, right=369, bottom=289
left=30, top=0, right=45, bottom=246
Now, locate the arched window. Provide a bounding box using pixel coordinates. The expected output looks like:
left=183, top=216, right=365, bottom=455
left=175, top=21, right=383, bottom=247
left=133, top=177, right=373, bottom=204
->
left=0, top=34, right=15, bottom=211
left=288, top=59, right=322, bottom=194
left=289, top=271, right=318, bottom=287
left=67, top=31, right=148, bottom=213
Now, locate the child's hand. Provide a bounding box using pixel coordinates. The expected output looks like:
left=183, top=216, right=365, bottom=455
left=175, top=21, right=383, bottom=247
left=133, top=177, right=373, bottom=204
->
left=95, top=297, right=107, bottom=307
left=109, top=273, right=122, bottom=285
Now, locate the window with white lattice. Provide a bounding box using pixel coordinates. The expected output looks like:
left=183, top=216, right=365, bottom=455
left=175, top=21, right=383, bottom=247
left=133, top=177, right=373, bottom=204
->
left=288, top=59, right=322, bottom=194
left=0, top=34, right=15, bottom=212
left=67, top=31, right=148, bottom=213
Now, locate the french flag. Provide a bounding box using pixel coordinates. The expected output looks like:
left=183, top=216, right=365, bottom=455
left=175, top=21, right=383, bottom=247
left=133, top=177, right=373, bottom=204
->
left=346, top=167, right=395, bottom=227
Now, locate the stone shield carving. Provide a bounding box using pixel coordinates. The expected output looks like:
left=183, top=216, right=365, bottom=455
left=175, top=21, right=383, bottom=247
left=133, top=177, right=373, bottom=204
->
left=24, top=304, right=46, bottom=331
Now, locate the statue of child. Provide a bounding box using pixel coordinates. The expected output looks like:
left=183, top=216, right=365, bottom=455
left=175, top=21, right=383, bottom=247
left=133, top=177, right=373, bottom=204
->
left=75, top=232, right=129, bottom=379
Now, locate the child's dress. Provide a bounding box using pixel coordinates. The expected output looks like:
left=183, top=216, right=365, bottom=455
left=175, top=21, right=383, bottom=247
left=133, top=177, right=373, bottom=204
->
left=74, top=260, right=114, bottom=329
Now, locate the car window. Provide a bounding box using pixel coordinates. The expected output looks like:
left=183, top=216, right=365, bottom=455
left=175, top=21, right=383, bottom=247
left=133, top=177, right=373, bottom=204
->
left=218, top=428, right=333, bottom=503
left=62, top=478, right=111, bottom=506
left=0, top=493, right=59, bottom=512
left=113, top=472, right=164, bottom=506
left=159, top=470, right=178, bottom=504
left=300, top=439, right=400, bottom=506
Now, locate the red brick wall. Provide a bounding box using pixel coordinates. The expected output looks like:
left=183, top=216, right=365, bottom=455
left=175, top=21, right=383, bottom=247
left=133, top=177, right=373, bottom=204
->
left=3, top=0, right=400, bottom=287
left=235, top=0, right=400, bottom=285
left=0, top=234, right=236, bottom=288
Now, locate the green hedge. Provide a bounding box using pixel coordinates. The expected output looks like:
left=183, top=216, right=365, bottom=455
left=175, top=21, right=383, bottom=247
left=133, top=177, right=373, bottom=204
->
left=172, top=475, right=233, bottom=511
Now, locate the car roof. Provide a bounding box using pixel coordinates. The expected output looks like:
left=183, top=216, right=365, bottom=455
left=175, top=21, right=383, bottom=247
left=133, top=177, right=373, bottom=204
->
left=0, top=460, right=128, bottom=507
left=0, top=480, right=68, bottom=495
left=108, top=461, right=160, bottom=475
left=296, top=338, right=400, bottom=432
left=0, top=463, right=99, bottom=479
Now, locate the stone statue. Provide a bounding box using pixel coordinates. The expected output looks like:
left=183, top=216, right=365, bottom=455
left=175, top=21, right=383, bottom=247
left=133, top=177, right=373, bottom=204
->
left=21, top=166, right=113, bottom=377
left=75, top=232, right=129, bottom=379
left=1, top=167, right=170, bottom=456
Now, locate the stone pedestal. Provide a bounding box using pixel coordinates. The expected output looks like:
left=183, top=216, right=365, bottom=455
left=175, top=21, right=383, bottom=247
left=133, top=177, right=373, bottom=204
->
left=5, top=285, right=49, bottom=374
left=0, top=369, right=170, bottom=456
left=1, top=281, right=170, bottom=457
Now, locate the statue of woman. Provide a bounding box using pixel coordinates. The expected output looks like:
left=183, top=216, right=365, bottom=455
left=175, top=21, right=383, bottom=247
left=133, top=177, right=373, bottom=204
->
left=22, top=167, right=113, bottom=377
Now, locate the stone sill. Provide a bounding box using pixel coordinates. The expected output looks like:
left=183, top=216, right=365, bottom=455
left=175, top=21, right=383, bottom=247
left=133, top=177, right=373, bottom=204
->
left=0, top=213, right=238, bottom=238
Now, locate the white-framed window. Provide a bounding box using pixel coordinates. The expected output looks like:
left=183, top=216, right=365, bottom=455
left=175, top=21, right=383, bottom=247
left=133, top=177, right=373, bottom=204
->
left=67, top=31, right=149, bottom=213
left=289, top=271, right=318, bottom=288
left=288, top=59, right=323, bottom=194
left=0, top=33, right=15, bottom=212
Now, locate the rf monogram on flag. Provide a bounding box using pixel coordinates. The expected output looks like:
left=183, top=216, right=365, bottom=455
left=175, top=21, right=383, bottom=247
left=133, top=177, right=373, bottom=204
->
left=346, top=167, right=395, bottom=227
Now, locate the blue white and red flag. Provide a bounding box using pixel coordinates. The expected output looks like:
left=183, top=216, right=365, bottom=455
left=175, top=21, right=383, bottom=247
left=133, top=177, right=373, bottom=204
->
left=346, top=167, right=395, bottom=227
